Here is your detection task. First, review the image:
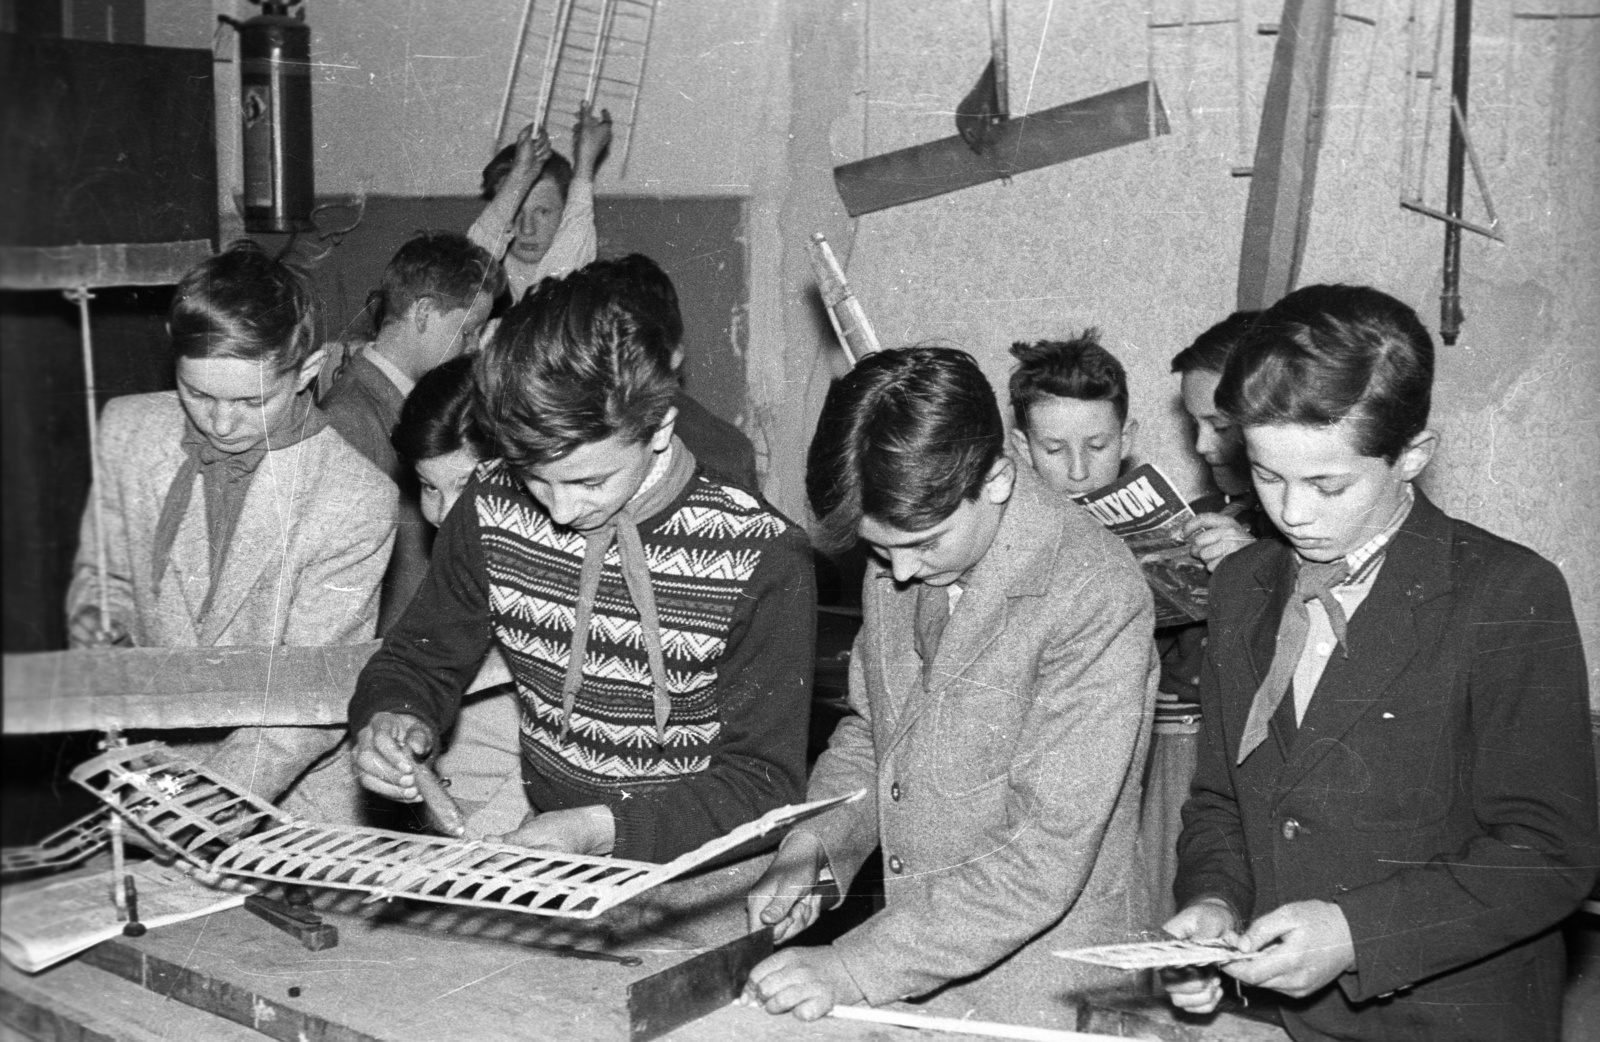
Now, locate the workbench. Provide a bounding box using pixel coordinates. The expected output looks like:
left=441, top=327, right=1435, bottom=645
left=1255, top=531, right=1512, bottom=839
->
left=0, top=895, right=1289, bottom=1042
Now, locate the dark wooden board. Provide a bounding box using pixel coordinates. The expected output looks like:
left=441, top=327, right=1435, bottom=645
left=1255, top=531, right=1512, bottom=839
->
left=833, top=81, right=1169, bottom=216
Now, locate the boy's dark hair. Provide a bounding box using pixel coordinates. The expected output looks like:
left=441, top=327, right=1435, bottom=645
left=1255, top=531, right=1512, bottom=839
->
left=480, top=145, right=575, bottom=201
left=392, top=355, right=490, bottom=464
left=807, top=346, right=1004, bottom=555
left=170, top=240, right=316, bottom=374
left=1008, top=330, right=1129, bottom=429
left=1216, top=284, right=1433, bottom=463
left=585, top=254, right=685, bottom=354
left=1171, top=310, right=1261, bottom=375
left=368, top=231, right=506, bottom=335
left=474, top=263, right=677, bottom=472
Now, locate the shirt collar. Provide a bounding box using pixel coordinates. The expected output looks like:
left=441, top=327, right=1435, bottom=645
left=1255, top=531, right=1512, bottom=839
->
left=1343, top=484, right=1414, bottom=584
left=363, top=344, right=415, bottom=397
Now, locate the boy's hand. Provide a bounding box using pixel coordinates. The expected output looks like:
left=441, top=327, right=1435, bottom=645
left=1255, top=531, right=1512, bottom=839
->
left=571, top=103, right=612, bottom=179
left=1181, top=513, right=1255, bottom=572
left=491, top=805, right=614, bottom=855
left=512, top=121, right=553, bottom=181
left=353, top=711, right=435, bottom=802
left=746, top=831, right=832, bottom=943
left=1225, top=899, right=1355, bottom=999
left=69, top=606, right=132, bottom=648
left=1160, top=898, right=1240, bottom=1015
left=742, top=945, right=865, bottom=1021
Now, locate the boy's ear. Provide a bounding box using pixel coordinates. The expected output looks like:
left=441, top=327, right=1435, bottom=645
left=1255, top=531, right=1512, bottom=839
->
left=411, top=296, right=436, bottom=334
left=1008, top=427, right=1032, bottom=460
left=984, top=455, right=1016, bottom=505
left=649, top=406, right=679, bottom=452
left=1396, top=429, right=1438, bottom=482
left=294, top=347, right=327, bottom=393
left=1121, top=417, right=1140, bottom=458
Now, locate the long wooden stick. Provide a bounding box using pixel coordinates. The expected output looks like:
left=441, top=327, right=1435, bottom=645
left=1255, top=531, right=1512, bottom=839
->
left=495, top=0, right=540, bottom=144
left=583, top=0, right=619, bottom=108
left=66, top=286, right=107, bottom=628
left=829, top=1005, right=1129, bottom=1042
left=533, top=0, right=578, bottom=132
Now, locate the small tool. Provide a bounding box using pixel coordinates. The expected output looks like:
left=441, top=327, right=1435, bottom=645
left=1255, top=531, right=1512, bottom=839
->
left=121, top=874, right=147, bottom=937
left=532, top=943, right=641, bottom=967
left=626, top=926, right=773, bottom=1042
left=411, top=756, right=466, bottom=838
left=245, top=893, right=339, bottom=951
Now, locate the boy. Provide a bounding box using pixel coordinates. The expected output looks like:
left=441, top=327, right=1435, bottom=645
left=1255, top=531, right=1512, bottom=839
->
left=1163, top=284, right=1598, bottom=1041
left=322, top=230, right=504, bottom=630
left=1007, top=331, right=1136, bottom=497
left=1170, top=310, right=1264, bottom=571
left=470, top=105, right=610, bottom=300
left=348, top=266, right=815, bottom=879
left=585, top=253, right=760, bottom=492
left=745, top=346, right=1157, bottom=1029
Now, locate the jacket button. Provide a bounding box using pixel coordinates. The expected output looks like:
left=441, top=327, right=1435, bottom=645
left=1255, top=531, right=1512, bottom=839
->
left=1281, top=818, right=1301, bottom=840
left=890, top=782, right=902, bottom=801
left=887, top=854, right=904, bottom=874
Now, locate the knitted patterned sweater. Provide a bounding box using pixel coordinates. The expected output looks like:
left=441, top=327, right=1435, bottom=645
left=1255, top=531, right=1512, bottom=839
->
left=349, top=459, right=816, bottom=863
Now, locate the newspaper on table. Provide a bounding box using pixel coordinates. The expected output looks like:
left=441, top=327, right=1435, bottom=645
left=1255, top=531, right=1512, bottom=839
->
left=1072, top=463, right=1208, bottom=628
left=1, top=858, right=253, bottom=973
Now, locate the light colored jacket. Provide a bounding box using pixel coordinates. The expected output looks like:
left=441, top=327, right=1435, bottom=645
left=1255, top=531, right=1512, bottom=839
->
left=801, top=463, right=1158, bottom=1028
left=68, top=391, right=396, bottom=648
left=66, top=392, right=396, bottom=812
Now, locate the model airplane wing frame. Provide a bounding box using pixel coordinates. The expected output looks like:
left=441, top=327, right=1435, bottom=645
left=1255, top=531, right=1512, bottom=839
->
left=67, top=741, right=860, bottom=920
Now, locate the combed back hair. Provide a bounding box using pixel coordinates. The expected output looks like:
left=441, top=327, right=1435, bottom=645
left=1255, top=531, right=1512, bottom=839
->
left=169, top=240, right=317, bottom=374
left=474, top=264, right=677, bottom=471
left=480, top=145, right=574, bottom=201
left=392, top=355, right=490, bottom=464
left=368, top=231, right=505, bottom=335
left=806, top=346, right=1004, bottom=555
left=1008, top=330, right=1129, bottom=429
left=1216, top=284, right=1434, bottom=463
left=1171, top=310, right=1262, bottom=375
left=585, top=254, right=684, bottom=352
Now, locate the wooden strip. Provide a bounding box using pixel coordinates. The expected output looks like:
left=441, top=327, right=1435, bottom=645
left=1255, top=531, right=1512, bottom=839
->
left=2, top=643, right=379, bottom=733
left=0, top=959, right=264, bottom=1042
left=79, top=940, right=384, bottom=1042
left=1235, top=0, right=1338, bottom=310
left=0, top=241, right=213, bottom=291
left=833, top=82, right=1169, bottom=217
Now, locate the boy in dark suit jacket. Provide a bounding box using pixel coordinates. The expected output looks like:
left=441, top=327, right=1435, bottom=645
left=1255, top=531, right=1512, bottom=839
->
left=1163, top=284, right=1599, bottom=1041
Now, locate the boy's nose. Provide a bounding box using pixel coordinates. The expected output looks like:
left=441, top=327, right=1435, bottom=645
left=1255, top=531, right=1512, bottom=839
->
left=888, top=551, right=920, bottom=584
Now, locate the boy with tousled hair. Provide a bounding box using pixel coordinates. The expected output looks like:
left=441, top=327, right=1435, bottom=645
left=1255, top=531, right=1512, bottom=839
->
left=348, top=263, right=815, bottom=916
left=745, top=346, right=1157, bottom=1029
left=322, top=230, right=505, bottom=631
left=1163, top=284, right=1598, bottom=1041
left=1007, top=330, right=1137, bottom=498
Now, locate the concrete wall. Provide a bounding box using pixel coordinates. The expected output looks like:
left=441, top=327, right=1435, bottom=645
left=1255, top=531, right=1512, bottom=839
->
left=148, top=0, right=1599, bottom=691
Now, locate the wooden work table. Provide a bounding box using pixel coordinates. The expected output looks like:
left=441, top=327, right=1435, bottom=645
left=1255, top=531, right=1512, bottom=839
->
left=0, top=897, right=1288, bottom=1042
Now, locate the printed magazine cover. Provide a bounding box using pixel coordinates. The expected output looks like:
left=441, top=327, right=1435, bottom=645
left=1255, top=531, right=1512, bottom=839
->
left=1072, top=463, right=1209, bottom=628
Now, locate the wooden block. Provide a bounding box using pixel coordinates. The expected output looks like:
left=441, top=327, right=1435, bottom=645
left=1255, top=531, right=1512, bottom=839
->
left=1, top=643, right=380, bottom=734
left=833, top=81, right=1169, bottom=216
left=0, top=242, right=213, bottom=292
left=0, top=958, right=264, bottom=1042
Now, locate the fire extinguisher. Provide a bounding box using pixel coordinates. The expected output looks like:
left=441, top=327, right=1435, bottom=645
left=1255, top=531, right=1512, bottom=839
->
left=227, top=0, right=314, bottom=233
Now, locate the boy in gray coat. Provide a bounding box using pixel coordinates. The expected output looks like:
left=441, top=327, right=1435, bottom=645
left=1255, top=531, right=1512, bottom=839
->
left=745, top=346, right=1158, bottom=1029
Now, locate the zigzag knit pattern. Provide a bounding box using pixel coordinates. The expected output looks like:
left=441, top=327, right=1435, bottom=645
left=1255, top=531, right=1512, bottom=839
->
left=475, top=460, right=788, bottom=793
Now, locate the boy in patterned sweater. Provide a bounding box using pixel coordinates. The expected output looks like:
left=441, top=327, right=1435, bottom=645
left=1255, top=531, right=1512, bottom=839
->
left=349, top=265, right=815, bottom=865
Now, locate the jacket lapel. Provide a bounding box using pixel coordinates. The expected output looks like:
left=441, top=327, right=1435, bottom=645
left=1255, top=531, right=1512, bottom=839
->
left=197, top=440, right=304, bottom=645
left=1276, top=491, right=1455, bottom=791
left=163, top=477, right=210, bottom=643
left=1229, top=544, right=1296, bottom=762
left=885, top=466, right=1052, bottom=752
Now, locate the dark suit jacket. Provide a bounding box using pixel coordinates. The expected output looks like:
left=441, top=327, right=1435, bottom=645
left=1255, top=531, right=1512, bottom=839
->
left=320, top=350, right=430, bottom=634
left=1176, top=490, right=1598, bottom=1042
